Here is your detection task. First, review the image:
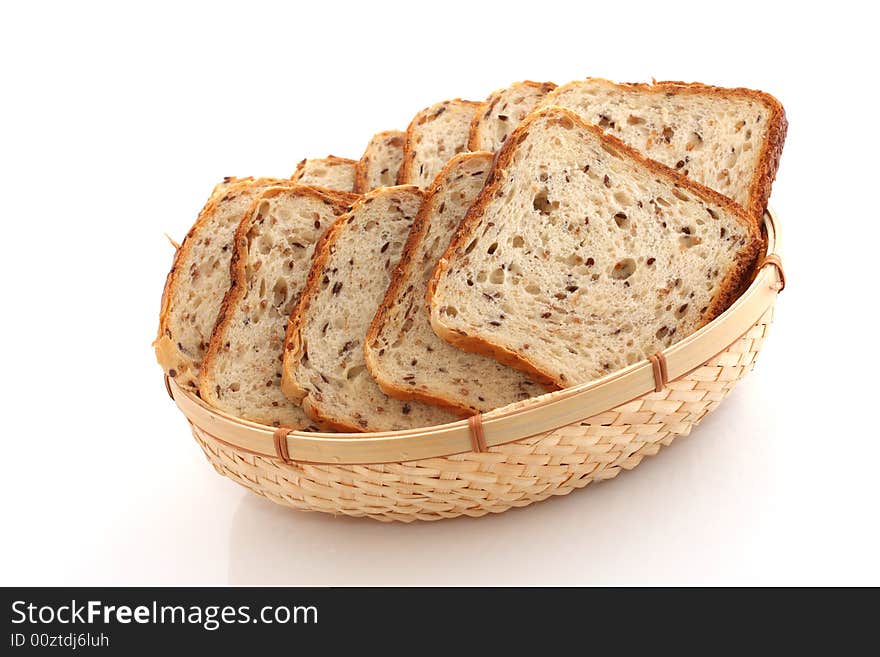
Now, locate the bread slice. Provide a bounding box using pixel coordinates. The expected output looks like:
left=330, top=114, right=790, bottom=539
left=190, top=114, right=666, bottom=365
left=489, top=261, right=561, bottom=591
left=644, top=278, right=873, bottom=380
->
left=199, top=185, right=359, bottom=427
left=537, top=78, right=787, bottom=220
left=428, top=107, right=763, bottom=388
left=365, top=153, right=543, bottom=414
left=397, top=99, right=484, bottom=189
left=292, top=156, right=357, bottom=192
left=354, top=130, right=405, bottom=193
left=282, top=187, right=459, bottom=431
left=469, top=80, right=557, bottom=152
left=155, top=176, right=291, bottom=388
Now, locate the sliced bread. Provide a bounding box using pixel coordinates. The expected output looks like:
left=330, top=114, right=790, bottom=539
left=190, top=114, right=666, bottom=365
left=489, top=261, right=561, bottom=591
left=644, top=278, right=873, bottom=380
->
left=428, top=107, right=763, bottom=388
left=537, top=78, right=787, bottom=220
left=397, top=99, right=484, bottom=189
left=365, top=152, right=543, bottom=414
left=155, top=176, right=291, bottom=388
left=354, top=130, right=405, bottom=193
left=199, top=185, right=359, bottom=427
left=282, top=187, right=459, bottom=431
left=292, top=156, right=358, bottom=192
left=469, top=80, right=557, bottom=152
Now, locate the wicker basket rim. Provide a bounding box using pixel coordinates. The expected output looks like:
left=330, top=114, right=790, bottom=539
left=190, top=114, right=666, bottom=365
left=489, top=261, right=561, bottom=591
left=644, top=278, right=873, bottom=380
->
left=168, top=210, right=781, bottom=465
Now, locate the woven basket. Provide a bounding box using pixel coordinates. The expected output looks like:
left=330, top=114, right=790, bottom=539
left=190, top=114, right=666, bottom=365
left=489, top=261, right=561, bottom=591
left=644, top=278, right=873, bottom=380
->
left=166, top=210, right=784, bottom=522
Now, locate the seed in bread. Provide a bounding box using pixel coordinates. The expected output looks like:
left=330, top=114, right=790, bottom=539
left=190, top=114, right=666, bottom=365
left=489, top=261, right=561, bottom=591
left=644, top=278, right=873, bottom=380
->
left=365, top=152, right=543, bottom=414
left=292, top=156, right=358, bottom=192
left=283, top=187, right=459, bottom=431
left=398, top=99, right=484, bottom=189
left=469, top=80, right=557, bottom=152
left=537, top=78, right=787, bottom=220
left=199, top=185, right=358, bottom=428
left=355, top=130, right=405, bottom=193
left=155, top=177, right=290, bottom=388
left=428, top=107, right=763, bottom=388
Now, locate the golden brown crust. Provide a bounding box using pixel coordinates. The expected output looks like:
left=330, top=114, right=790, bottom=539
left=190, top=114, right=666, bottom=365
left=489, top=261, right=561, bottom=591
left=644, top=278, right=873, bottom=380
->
left=548, top=78, right=787, bottom=222
left=291, top=155, right=358, bottom=183
left=397, top=99, right=485, bottom=185
left=467, top=80, right=558, bottom=151
left=353, top=130, right=405, bottom=194
left=199, top=184, right=359, bottom=415
left=281, top=186, right=424, bottom=431
left=155, top=176, right=286, bottom=386
left=427, top=106, right=764, bottom=389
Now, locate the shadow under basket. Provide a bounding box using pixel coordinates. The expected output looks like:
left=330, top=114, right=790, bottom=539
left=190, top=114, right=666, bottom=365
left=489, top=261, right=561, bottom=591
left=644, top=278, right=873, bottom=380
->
left=166, top=210, right=785, bottom=522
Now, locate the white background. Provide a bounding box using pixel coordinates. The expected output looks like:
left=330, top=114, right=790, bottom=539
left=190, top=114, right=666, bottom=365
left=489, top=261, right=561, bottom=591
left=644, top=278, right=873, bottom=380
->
left=2, top=0, right=878, bottom=586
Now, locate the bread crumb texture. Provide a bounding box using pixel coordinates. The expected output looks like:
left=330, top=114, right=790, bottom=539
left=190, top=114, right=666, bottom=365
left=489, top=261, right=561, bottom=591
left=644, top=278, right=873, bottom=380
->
left=366, top=153, right=543, bottom=414
left=430, top=107, right=761, bottom=388
left=285, top=187, right=459, bottom=431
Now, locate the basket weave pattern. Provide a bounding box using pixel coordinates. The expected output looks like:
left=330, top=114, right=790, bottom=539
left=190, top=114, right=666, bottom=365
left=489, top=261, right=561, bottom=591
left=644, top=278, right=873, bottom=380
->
left=189, top=306, right=774, bottom=522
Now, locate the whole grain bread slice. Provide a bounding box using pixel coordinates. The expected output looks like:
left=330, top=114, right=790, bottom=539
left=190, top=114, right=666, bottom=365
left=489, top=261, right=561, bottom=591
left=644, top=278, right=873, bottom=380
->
left=292, top=156, right=358, bottom=192
left=537, top=78, right=787, bottom=221
left=428, top=107, right=763, bottom=388
left=155, top=176, right=291, bottom=388
left=365, top=152, right=543, bottom=414
left=354, top=130, right=405, bottom=193
left=199, top=185, right=359, bottom=428
left=282, top=186, right=459, bottom=431
left=468, top=80, right=557, bottom=152
left=397, top=99, right=484, bottom=189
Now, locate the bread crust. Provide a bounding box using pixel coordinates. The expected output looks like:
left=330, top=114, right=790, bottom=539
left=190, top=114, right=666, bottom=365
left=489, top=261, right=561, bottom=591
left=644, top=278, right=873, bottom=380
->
left=427, top=106, right=764, bottom=389
left=467, top=80, right=558, bottom=151
left=155, top=176, right=287, bottom=387
left=199, top=184, right=359, bottom=425
left=292, top=155, right=358, bottom=182
left=281, top=186, right=424, bottom=431
left=546, top=78, right=787, bottom=222
left=397, top=99, right=485, bottom=186
left=353, top=130, right=405, bottom=194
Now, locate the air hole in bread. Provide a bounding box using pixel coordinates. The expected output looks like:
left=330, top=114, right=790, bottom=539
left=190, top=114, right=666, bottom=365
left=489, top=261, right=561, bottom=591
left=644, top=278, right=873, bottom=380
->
left=272, top=278, right=287, bottom=308
left=533, top=188, right=557, bottom=215
left=346, top=365, right=364, bottom=380
left=613, top=212, right=629, bottom=229
left=627, top=115, right=645, bottom=125
left=686, top=132, right=703, bottom=151
left=611, top=258, right=636, bottom=280
left=487, top=242, right=499, bottom=255
left=512, top=235, right=525, bottom=248
left=443, top=306, right=458, bottom=317
left=655, top=196, right=671, bottom=208
left=662, top=126, right=674, bottom=142
left=525, top=283, right=541, bottom=295
left=613, top=190, right=632, bottom=206
left=490, top=268, right=505, bottom=284
left=679, top=235, right=703, bottom=249
left=675, top=304, right=689, bottom=319
left=463, top=239, right=478, bottom=255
